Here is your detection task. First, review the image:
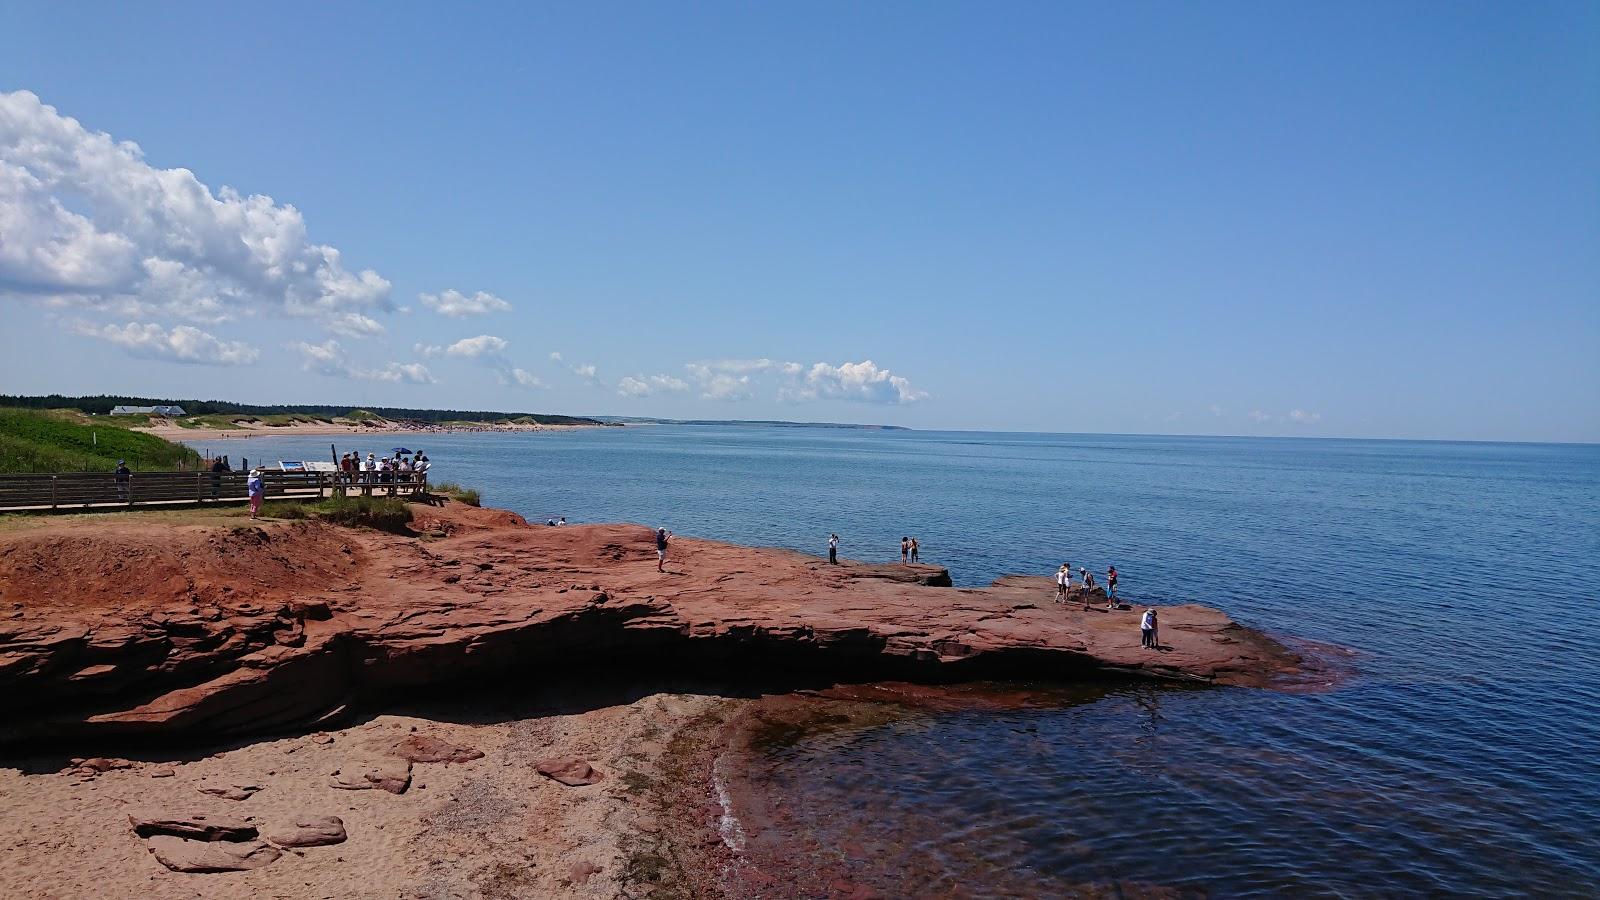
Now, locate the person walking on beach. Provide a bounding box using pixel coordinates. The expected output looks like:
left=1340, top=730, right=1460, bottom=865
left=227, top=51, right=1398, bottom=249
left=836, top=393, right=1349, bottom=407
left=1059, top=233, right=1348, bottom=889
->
left=829, top=533, right=839, bottom=565
left=247, top=468, right=264, bottom=519
left=910, top=537, right=920, bottom=563
left=901, top=537, right=910, bottom=564
left=656, top=527, right=672, bottom=573
left=1140, top=608, right=1156, bottom=649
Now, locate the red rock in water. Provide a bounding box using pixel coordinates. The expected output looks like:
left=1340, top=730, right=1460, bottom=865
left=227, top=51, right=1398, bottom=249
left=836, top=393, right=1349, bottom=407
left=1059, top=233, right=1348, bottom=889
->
left=0, top=501, right=1307, bottom=745
left=262, top=815, right=346, bottom=848
left=146, top=835, right=281, bottom=872
left=128, top=812, right=257, bottom=842
left=392, top=734, right=485, bottom=764
left=536, top=756, right=604, bottom=786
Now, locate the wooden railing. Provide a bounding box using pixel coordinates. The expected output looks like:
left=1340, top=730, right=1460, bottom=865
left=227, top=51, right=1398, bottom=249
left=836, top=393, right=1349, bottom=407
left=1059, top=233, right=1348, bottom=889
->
left=0, top=471, right=428, bottom=512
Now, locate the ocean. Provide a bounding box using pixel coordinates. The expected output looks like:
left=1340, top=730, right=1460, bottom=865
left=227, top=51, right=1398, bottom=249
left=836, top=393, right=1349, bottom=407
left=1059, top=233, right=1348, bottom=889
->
left=188, top=426, right=1600, bottom=896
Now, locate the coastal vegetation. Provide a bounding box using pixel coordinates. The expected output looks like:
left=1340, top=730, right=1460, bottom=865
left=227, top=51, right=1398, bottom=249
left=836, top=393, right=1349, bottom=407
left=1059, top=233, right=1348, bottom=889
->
left=261, top=495, right=414, bottom=532
left=0, top=407, right=201, bottom=474
left=429, top=481, right=481, bottom=506
left=0, top=394, right=604, bottom=427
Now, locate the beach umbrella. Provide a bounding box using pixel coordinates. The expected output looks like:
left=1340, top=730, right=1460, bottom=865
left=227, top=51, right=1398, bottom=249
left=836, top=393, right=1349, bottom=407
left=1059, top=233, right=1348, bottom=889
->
left=390, top=447, right=413, bottom=455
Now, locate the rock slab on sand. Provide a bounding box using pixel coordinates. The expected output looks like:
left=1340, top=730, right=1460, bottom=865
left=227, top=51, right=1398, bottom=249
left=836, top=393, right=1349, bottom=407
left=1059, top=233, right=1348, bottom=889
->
left=392, top=734, right=484, bottom=764
left=263, top=815, right=346, bottom=848
left=129, top=812, right=257, bottom=842
left=329, top=757, right=412, bottom=794
left=146, top=835, right=282, bottom=873
left=536, top=756, right=604, bottom=786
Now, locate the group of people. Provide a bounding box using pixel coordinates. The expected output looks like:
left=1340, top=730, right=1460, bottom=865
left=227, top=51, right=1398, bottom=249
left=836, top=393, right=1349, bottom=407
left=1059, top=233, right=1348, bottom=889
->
left=1055, top=563, right=1119, bottom=610
left=900, top=536, right=922, bottom=564
left=338, top=450, right=430, bottom=491
left=821, top=534, right=924, bottom=566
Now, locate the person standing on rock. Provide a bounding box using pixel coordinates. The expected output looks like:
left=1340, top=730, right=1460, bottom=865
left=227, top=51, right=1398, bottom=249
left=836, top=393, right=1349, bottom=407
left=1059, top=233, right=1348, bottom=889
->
left=656, top=527, right=672, bottom=573
left=1108, top=565, right=1119, bottom=601
left=829, top=533, right=839, bottom=565
left=247, top=468, right=264, bottom=519
left=910, top=537, right=920, bottom=563
left=1141, top=608, right=1156, bottom=648
left=1056, top=564, right=1070, bottom=603
left=901, top=537, right=910, bottom=564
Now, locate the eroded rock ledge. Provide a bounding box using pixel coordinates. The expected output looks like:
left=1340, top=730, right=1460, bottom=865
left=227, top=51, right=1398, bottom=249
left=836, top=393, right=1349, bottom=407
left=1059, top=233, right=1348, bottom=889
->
left=0, top=501, right=1303, bottom=745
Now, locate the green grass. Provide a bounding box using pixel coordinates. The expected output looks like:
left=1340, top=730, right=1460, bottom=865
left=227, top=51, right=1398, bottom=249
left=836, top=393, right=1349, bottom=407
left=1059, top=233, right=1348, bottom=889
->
left=260, top=495, right=414, bottom=531
left=429, top=481, right=481, bottom=506
left=341, top=409, right=384, bottom=423
left=0, top=407, right=203, bottom=474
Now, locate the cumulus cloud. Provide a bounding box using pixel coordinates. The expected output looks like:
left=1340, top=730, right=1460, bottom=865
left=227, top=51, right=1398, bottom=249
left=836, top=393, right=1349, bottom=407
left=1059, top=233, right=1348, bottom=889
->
left=326, top=312, right=385, bottom=339
left=784, top=360, right=928, bottom=405
left=679, top=357, right=926, bottom=404
left=293, top=339, right=434, bottom=383
left=1287, top=409, right=1322, bottom=424
left=0, top=90, right=391, bottom=332
left=440, top=334, right=509, bottom=359
left=418, top=289, right=512, bottom=317
left=617, top=374, right=690, bottom=398
left=414, top=334, right=540, bottom=388
left=550, top=351, right=600, bottom=385
left=70, top=321, right=259, bottom=366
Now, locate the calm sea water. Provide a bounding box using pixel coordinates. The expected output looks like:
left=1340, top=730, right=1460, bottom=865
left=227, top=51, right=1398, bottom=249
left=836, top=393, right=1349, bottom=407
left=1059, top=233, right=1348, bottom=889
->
left=193, top=426, right=1600, bottom=896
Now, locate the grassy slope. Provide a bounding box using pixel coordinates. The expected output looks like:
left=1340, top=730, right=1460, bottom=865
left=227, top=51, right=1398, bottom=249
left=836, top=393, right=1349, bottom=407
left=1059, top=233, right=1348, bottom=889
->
left=0, top=408, right=203, bottom=474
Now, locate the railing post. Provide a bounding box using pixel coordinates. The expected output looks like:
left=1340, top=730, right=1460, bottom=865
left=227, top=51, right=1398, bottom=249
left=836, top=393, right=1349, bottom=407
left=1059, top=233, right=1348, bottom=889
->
left=51, top=475, right=58, bottom=510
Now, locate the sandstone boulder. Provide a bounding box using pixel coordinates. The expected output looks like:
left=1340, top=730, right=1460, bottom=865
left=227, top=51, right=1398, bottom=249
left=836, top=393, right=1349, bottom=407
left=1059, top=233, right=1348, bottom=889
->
left=198, top=783, right=262, bottom=801
left=146, top=835, right=281, bottom=872
left=263, top=814, right=346, bottom=848
left=329, top=757, right=412, bottom=794
left=535, top=756, right=604, bottom=786
left=129, top=812, right=257, bottom=842
left=392, top=734, right=484, bottom=764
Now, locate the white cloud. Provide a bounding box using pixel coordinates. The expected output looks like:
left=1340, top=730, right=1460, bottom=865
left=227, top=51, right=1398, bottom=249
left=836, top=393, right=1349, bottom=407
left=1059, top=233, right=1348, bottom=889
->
left=415, top=333, right=541, bottom=388
left=0, top=90, right=391, bottom=331
left=508, top=368, right=545, bottom=388
left=1209, top=404, right=1224, bottom=416
left=1249, top=410, right=1272, bottom=423
left=418, top=289, right=511, bottom=317
left=70, top=320, right=259, bottom=366
left=293, top=339, right=434, bottom=383
left=684, top=362, right=756, bottom=401
left=617, top=374, right=690, bottom=397
left=326, top=312, right=385, bottom=339
left=1288, top=409, right=1322, bottom=424
left=784, top=360, right=928, bottom=405
left=551, top=351, right=600, bottom=385
left=442, top=334, right=509, bottom=358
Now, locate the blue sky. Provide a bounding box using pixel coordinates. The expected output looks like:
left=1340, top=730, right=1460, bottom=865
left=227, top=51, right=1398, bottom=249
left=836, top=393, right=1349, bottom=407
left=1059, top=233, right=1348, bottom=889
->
left=1, top=2, right=1595, bottom=441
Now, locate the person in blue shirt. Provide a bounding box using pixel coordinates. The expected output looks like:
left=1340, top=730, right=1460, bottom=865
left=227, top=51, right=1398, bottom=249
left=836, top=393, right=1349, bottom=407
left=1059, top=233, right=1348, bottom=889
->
left=247, top=469, right=264, bottom=519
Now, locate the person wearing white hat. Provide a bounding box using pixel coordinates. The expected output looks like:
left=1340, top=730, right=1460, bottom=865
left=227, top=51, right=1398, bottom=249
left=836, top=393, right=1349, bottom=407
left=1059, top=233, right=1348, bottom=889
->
left=247, top=468, right=264, bottom=519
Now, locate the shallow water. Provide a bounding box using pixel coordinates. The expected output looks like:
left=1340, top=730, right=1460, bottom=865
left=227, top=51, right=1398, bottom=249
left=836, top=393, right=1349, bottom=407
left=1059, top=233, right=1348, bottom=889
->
left=194, top=426, right=1600, bottom=895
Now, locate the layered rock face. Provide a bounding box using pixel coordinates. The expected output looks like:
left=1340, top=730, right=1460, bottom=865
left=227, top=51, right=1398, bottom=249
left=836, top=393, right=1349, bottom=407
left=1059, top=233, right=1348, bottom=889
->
left=0, top=501, right=1302, bottom=744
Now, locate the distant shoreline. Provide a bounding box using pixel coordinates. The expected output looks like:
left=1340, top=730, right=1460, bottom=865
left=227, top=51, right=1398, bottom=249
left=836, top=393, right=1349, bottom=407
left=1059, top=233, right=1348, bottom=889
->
left=137, top=420, right=612, bottom=441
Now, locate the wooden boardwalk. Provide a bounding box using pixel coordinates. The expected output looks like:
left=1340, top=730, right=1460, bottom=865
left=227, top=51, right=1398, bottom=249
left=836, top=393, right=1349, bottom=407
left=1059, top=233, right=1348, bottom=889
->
left=0, top=471, right=427, bottom=513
